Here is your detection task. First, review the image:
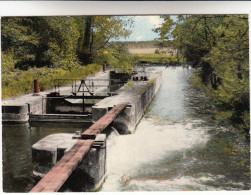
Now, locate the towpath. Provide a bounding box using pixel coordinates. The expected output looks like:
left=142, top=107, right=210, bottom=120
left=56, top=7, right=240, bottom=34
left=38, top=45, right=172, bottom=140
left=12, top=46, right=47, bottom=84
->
left=2, top=71, right=109, bottom=106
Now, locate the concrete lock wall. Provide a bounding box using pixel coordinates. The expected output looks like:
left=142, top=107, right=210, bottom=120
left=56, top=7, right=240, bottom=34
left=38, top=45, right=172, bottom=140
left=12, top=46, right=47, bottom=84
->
left=63, top=134, right=106, bottom=192
left=32, top=133, right=106, bottom=192
left=2, top=96, right=45, bottom=123
left=114, top=72, right=162, bottom=134
left=46, top=93, right=91, bottom=114
left=30, top=70, right=161, bottom=192
left=47, top=99, right=84, bottom=114
left=92, top=71, right=162, bottom=134
left=28, top=96, right=46, bottom=114
left=2, top=105, right=29, bottom=122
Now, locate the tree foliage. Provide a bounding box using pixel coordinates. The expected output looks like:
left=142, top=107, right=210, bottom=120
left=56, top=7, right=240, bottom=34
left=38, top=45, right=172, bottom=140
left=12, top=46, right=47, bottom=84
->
left=102, top=42, right=137, bottom=73
left=155, top=15, right=249, bottom=136
left=76, top=16, right=133, bottom=67
left=1, top=16, right=133, bottom=71
left=1, top=16, right=134, bottom=98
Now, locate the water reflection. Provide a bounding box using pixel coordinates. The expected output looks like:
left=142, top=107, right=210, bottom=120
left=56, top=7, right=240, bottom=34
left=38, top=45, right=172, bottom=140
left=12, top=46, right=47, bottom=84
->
left=2, top=122, right=91, bottom=192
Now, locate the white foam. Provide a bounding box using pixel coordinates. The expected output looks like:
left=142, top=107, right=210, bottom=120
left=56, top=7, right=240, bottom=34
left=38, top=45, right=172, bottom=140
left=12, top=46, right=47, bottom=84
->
left=102, top=118, right=210, bottom=191
left=125, top=176, right=219, bottom=191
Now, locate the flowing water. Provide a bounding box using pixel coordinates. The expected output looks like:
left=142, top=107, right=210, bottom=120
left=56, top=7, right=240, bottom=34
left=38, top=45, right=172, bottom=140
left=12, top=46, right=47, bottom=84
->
left=2, top=66, right=250, bottom=192
left=101, top=66, right=250, bottom=191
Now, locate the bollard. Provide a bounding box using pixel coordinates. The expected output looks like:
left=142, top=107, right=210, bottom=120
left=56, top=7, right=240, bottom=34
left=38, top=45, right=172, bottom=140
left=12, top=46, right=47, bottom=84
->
left=33, top=79, right=40, bottom=94
left=103, top=64, right=106, bottom=72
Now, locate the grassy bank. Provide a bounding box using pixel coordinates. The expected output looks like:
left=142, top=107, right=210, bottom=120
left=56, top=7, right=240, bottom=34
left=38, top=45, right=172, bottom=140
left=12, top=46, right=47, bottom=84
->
left=2, top=64, right=101, bottom=99
left=192, top=72, right=250, bottom=139
left=134, top=53, right=183, bottom=65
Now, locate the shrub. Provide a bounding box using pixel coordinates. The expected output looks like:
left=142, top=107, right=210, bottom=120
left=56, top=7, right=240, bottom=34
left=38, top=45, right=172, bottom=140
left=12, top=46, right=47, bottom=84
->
left=2, top=64, right=101, bottom=99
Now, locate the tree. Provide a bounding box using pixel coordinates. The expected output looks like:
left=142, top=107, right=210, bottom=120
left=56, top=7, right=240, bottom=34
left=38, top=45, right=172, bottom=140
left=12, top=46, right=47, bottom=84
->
left=2, top=17, right=41, bottom=70
left=76, top=16, right=93, bottom=65
left=1, top=16, right=81, bottom=70
left=102, top=42, right=137, bottom=73
left=76, top=16, right=133, bottom=65
left=154, top=15, right=249, bottom=136
left=1, top=16, right=133, bottom=71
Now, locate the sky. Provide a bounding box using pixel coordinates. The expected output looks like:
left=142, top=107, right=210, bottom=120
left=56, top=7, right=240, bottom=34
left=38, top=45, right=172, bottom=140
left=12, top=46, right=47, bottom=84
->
left=120, top=16, right=164, bottom=42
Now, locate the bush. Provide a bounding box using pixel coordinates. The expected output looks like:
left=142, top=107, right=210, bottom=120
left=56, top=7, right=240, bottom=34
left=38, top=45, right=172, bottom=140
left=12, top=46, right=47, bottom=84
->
left=135, top=53, right=182, bottom=65
left=1, top=51, right=16, bottom=74
left=154, top=49, right=160, bottom=54
left=2, top=64, right=101, bottom=99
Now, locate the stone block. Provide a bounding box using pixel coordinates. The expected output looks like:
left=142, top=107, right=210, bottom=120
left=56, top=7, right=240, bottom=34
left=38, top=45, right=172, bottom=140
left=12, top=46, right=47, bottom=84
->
left=63, top=134, right=106, bottom=192
left=32, top=133, right=77, bottom=176
left=2, top=105, right=28, bottom=113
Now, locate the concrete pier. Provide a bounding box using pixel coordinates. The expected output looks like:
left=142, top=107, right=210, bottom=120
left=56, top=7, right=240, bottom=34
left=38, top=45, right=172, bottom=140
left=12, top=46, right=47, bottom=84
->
left=2, top=105, right=29, bottom=122
left=32, top=133, right=106, bottom=192
left=32, top=133, right=78, bottom=177
left=92, top=71, right=162, bottom=134
left=63, top=134, right=106, bottom=192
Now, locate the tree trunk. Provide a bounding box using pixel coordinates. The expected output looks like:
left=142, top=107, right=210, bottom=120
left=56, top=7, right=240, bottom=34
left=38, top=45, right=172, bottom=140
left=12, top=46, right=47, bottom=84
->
left=79, top=16, right=93, bottom=65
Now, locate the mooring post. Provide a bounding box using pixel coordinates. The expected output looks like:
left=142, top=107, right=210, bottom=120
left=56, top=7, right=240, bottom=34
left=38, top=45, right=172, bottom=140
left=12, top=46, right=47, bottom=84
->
left=33, top=79, right=40, bottom=95
left=82, top=93, right=85, bottom=114
left=103, top=64, right=106, bottom=72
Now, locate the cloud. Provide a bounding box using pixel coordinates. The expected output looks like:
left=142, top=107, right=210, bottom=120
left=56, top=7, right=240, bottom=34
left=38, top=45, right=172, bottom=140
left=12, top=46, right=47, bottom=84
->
left=135, top=16, right=143, bottom=21
left=135, top=35, right=144, bottom=41
left=118, top=16, right=163, bottom=42
left=149, top=16, right=162, bottom=27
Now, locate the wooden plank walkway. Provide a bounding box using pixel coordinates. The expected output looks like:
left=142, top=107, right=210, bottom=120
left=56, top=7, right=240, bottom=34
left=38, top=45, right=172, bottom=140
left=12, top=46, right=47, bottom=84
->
left=82, top=104, right=127, bottom=139
left=30, top=104, right=127, bottom=192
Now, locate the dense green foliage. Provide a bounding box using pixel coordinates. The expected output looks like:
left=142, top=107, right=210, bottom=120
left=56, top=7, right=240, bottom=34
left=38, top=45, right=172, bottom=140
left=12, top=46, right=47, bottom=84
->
left=102, top=42, right=138, bottom=73
left=134, top=53, right=182, bottom=65
left=2, top=64, right=101, bottom=98
left=1, top=16, right=134, bottom=98
left=155, top=15, right=249, bottom=137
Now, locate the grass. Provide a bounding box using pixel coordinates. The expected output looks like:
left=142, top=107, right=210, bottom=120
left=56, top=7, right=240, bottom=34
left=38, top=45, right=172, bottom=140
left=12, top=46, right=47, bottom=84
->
left=2, top=64, right=101, bottom=99
left=134, top=53, right=183, bottom=65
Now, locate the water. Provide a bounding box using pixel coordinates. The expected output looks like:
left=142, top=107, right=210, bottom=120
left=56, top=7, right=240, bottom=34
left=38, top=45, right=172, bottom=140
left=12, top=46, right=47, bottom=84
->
left=2, top=66, right=250, bottom=192
left=2, top=122, right=91, bottom=192
left=101, top=66, right=250, bottom=191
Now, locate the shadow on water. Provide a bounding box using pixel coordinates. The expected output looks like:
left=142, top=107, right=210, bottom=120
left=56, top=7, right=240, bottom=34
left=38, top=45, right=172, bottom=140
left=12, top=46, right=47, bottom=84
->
left=2, top=122, right=91, bottom=192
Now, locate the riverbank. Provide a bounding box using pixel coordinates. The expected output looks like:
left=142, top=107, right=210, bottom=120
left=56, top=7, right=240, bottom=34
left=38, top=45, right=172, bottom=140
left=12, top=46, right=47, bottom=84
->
left=191, top=71, right=250, bottom=140
left=2, top=64, right=102, bottom=99
left=2, top=70, right=109, bottom=105
left=134, top=53, right=182, bottom=65
left=2, top=70, right=109, bottom=122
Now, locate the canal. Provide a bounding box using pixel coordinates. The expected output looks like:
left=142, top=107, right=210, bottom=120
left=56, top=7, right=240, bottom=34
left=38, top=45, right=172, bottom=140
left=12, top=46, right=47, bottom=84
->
left=2, top=66, right=250, bottom=192
left=101, top=66, right=250, bottom=191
